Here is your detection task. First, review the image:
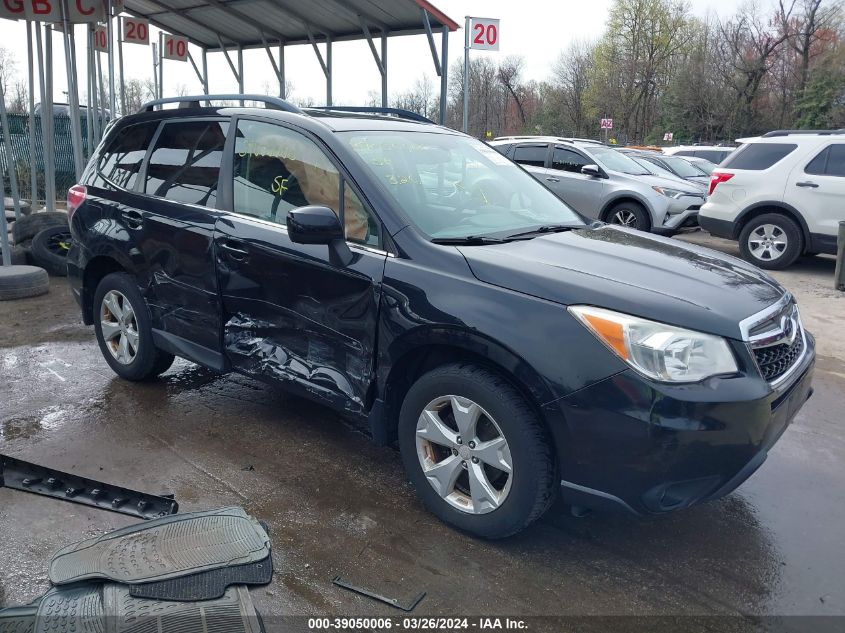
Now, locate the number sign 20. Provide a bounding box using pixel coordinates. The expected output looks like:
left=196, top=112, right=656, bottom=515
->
left=122, top=17, right=149, bottom=45
left=162, top=34, right=188, bottom=61
left=469, top=18, right=499, bottom=51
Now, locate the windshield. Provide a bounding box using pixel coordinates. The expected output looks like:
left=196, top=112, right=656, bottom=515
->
left=662, top=155, right=706, bottom=177
left=340, top=132, right=585, bottom=240
left=588, top=146, right=650, bottom=175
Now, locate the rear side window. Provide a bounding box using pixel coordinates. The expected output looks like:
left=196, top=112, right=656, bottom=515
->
left=92, top=121, right=158, bottom=189
left=513, top=145, right=547, bottom=167
left=722, top=143, right=796, bottom=170
left=144, top=120, right=228, bottom=207
left=805, top=144, right=845, bottom=177
left=492, top=143, right=513, bottom=156
left=551, top=147, right=588, bottom=173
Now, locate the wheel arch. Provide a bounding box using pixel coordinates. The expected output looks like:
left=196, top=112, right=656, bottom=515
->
left=81, top=254, right=130, bottom=324
left=372, top=328, right=557, bottom=447
left=734, top=201, right=811, bottom=249
left=599, top=195, right=653, bottom=229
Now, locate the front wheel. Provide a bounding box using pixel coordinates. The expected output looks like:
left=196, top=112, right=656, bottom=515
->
left=93, top=272, right=175, bottom=380
left=398, top=364, right=555, bottom=538
left=606, top=201, right=651, bottom=231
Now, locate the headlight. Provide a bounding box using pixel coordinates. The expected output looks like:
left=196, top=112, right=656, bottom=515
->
left=569, top=306, right=738, bottom=383
left=652, top=186, right=696, bottom=199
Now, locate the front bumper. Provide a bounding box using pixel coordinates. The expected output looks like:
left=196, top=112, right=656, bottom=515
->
left=544, top=332, right=815, bottom=515
left=653, top=198, right=703, bottom=234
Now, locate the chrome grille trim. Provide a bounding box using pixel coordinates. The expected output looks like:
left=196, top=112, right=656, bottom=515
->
left=739, top=294, right=808, bottom=388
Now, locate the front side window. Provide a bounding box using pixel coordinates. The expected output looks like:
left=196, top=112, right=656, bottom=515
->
left=93, top=121, right=158, bottom=189
left=588, top=146, right=650, bottom=175
left=661, top=155, right=706, bottom=177
left=339, top=131, right=585, bottom=241
left=721, top=143, right=796, bottom=170
left=551, top=147, right=588, bottom=173
left=512, top=144, right=547, bottom=167
left=144, top=120, right=227, bottom=206
left=232, top=120, right=380, bottom=246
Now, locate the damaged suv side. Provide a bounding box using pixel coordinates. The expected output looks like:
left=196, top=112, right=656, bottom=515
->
left=68, top=96, right=814, bottom=538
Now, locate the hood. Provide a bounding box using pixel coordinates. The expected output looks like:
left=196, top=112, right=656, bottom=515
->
left=458, top=225, right=785, bottom=340
left=637, top=173, right=705, bottom=196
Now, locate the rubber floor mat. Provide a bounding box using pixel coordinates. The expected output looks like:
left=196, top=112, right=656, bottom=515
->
left=104, top=584, right=263, bottom=633
left=49, top=507, right=270, bottom=585
left=0, top=605, right=37, bottom=633
left=128, top=553, right=273, bottom=601
left=35, top=584, right=104, bottom=633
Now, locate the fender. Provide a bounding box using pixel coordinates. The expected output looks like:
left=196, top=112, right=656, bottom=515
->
left=599, top=193, right=652, bottom=220
left=734, top=200, right=812, bottom=244
left=378, top=324, right=558, bottom=409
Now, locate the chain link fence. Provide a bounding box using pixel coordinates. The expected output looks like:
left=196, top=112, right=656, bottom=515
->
left=1, top=114, right=101, bottom=203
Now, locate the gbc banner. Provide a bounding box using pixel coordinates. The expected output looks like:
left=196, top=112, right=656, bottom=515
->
left=0, top=0, right=106, bottom=23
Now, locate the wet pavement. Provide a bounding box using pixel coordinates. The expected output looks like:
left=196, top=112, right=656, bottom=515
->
left=1, top=232, right=844, bottom=628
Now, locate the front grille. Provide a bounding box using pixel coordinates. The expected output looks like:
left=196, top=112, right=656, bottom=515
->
left=753, top=335, right=805, bottom=382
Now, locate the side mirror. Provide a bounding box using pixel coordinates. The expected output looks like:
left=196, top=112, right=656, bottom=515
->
left=581, top=164, right=603, bottom=178
left=287, top=206, right=344, bottom=244
left=286, top=205, right=353, bottom=266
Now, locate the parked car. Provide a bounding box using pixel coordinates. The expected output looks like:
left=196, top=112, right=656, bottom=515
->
left=619, top=152, right=707, bottom=196
left=663, top=144, right=736, bottom=164
left=620, top=149, right=711, bottom=187
left=684, top=156, right=719, bottom=174
left=490, top=137, right=704, bottom=233
left=67, top=97, right=814, bottom=538
left=700, top=130, right=845, bottom=269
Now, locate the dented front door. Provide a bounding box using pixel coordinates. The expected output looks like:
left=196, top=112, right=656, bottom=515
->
left=214, top=214, right=386, bottom=414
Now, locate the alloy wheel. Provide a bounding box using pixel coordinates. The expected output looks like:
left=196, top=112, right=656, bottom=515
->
left=748, top=223, right=787, bottom=262
left=611, top=209, right=638, bottom=228
left=100, top=290, right=139, bottom=365
left=415, top=395, right=513, bottom=515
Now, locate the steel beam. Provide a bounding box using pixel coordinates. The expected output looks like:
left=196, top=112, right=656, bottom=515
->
left=26, top=21, right=38, bottom=203
left=440, top=25, right=448, bottom=125
left=107, top=0, right=116, bottom=116
left=202, top=48, right=209, bottom=94
left=237, top=45, right=244, bottom=93
left=421, top=8, right=441, bottom=76
left=326, top=35, right=332, bottom=106
left=381, top=32, right=387, bottom=108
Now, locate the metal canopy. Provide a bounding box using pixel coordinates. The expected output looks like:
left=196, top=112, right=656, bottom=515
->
left=124, top=0, right=459, bottom=50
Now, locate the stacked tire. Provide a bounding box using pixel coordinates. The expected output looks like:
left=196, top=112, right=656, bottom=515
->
left=6, top=211, right=71, bottom=276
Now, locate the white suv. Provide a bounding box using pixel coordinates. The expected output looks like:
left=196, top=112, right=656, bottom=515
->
left=663, top=145, right=736, bottom=164
left=699, top=130, right=844, bottom=269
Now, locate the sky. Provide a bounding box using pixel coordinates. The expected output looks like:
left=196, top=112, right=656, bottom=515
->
left=0, top=0, right=753, bottom=111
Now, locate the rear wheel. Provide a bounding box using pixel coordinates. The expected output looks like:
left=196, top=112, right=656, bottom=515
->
left=606, top=201, right=650, bottom=231
left=738, top=213, right=803, bottom=269
left=398, top=363, right=555, bottom=538
left=93, top=272, right=174, bottom=380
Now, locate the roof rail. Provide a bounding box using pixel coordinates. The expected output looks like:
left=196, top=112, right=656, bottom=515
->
left=309, top=106, right=434, bottom=124
left=139, top=94, right=303, bottom=114
left=762, top=129, right=845, bottom=138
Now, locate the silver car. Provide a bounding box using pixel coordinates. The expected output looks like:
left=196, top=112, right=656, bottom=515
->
left=490, top=137, right=704, bottom=233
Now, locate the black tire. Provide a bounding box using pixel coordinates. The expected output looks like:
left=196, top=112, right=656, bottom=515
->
left=398, top=363, right=555, bottom=539
left=31, top=225, right=73, bottom=276
left=0, top=245, right=30, bottom=266
left=93, top=272, right=175, bottom=380
left=606, top=201, right=651, bottom=231
left=738, top=213, right=803, bottom=270
left=12, top=211, right=68, bottom=245
left=0, top=265, right=49, bottom=300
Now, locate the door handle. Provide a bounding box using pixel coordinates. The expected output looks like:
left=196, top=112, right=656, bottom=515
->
left=121, top=210, right=143, bottom=229
left=545, top=177, right=560, bottom=183
left=796, top=181, right=819, bottom=188
left=219, top=240, right=249, bottom=261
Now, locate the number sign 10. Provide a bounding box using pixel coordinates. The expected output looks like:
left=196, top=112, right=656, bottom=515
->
left=469, top=18, right=499, bottom=51
left=162, top=34, right=188, bottom=61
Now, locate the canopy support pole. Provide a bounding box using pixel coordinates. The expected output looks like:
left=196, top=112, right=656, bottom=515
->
left=86, top=27, right=94, bottom=154
left=325, top=35, right=332, bottom=106
left=37, top=24, right=55, bottom=212
left=381, top=32, right=387, bottom=108
left=278, top=42, right=285, bottom=98
left=117, top=16, right=126, bottom=113
left=26, top=21, right=38, bottom=204
left=421, top=9, right=441, bottom=77
left=237, top=45, right=244, bottom=93
left=107, top=0, right=116, bottom=116
left=440, top=25, right=448, bottom=125
left=59, top=1, right=85, bottom=182
left=202, top=47, right=209, bottom=94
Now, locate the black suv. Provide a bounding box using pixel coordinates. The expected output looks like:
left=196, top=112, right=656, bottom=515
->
left=67, top=95, right=815, bottom=538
